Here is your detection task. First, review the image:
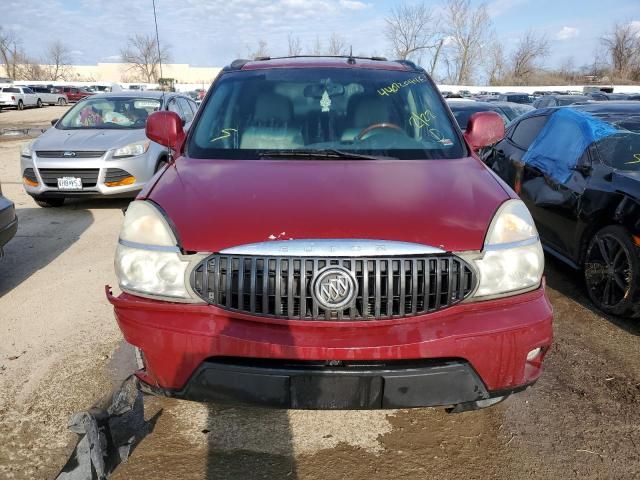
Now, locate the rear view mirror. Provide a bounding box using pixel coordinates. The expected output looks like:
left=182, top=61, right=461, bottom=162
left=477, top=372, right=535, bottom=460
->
left=304, top=83, right=345, bottom=98
left=146, top=111, right=186, bottom=151
left=50, top=119, right=58, bottom=126
left=464, top=112, right=505, bottom=151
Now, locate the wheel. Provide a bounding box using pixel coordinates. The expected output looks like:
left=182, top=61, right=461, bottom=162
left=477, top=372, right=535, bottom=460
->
left=584, top=225, right=640, bottom=317
left=58, top=97, right=67, bottom=106
left=155, top=158, right=169, bottom=173
left=36, top=98, right=42, bottom=108
left=17, top=100, right=24, bottom=110
left=34, top=197, right=65, bottom=208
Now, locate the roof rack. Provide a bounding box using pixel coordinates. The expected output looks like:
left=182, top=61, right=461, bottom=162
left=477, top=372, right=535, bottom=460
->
left=244, top=55, right=389, bottom=62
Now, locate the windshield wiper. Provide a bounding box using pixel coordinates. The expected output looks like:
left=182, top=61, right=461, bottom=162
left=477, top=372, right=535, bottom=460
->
left=257, top=149, right=395, bottom=160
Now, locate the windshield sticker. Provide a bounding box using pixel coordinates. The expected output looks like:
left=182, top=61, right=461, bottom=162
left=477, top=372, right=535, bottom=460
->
left=377, top=75, right=427, bottom=96
left=134, top=100, right=161, bottom=109
left=320, top=90, right=331, bottom=112
left=626, top=153, right=640, bottom=165
left=211, top=128, right=238, bottom=143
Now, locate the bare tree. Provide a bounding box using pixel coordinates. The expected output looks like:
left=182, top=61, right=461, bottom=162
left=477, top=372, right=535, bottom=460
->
left=327, top=33, right=347, bottom=56
left=385, top=1, right=442, bottom=67
left=443, top=0, right=492, bottom=85
left=120, top=34, right=171, bottom=83
left=311, top=36, right=323, bottom=55
left=485, top=41, right=506, bottom=85
left=44, top=40, right=72, bottom=81
left=0, top=28, right=25, bottom=79
left=288, top=35, right=302, bottom=56
left=510, top=30, right=550, bottom=84
left=247, top=39, right=269, bottom=59
left=600, top=22, right=640, bottom=80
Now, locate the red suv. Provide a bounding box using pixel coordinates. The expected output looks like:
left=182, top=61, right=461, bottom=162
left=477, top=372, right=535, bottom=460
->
left=108, top=57, right=553, bottom=411
left=53, top=86, right=93, bottom=103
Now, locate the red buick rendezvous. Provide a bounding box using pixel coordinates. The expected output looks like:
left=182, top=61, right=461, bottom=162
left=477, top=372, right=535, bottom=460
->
left=108, top=56, right=553, bottom=411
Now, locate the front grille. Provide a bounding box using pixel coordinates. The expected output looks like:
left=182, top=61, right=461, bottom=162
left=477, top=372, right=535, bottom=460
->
left=105, top=168, right=133, bottom=183
left=36, top=150, right=105, bottom=158
left=191, top=255, right=476, bottom=321
left=38, top=168, right=99, bottom=187
left=23, top=168, right=37, bottom=183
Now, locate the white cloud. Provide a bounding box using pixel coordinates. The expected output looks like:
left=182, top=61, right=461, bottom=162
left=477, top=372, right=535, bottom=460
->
left=555, top=26, right=579, bottom=40
left=630, top=20, right=640, bottom=36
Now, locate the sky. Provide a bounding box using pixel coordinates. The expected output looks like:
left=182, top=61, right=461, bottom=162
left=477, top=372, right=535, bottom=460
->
left=1, top=0, right=639, bottom=76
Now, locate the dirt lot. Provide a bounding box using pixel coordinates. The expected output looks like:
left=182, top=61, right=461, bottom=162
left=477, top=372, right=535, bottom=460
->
left=0, top=107, right=639, bottom=480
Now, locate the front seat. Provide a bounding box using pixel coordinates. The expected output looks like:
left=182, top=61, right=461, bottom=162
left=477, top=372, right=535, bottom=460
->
left=240, top=92, right=303, bottom=149
left=341, top=94, right=392, bottom=142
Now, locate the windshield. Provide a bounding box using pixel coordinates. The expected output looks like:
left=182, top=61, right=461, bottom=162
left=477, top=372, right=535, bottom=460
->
left=57, top=97, right=161, bottom=130
left=189, top=68, right=465, bottom=160
left=595, top=128, right=640, bottom=172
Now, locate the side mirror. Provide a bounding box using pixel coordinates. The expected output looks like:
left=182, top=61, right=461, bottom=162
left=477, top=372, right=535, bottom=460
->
left=464, top=112, right=505, bottom=152
left=50, top=119, right=58, bottom=126
left=146, top=111, right=186, bottom=151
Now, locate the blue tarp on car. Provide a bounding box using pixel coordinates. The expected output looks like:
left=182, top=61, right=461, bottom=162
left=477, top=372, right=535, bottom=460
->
left=522, top=108, right=618, bottom=183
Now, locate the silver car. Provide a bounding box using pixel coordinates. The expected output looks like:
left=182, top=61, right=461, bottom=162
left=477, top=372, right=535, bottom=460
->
left=20, top=91, right=197, bottom=207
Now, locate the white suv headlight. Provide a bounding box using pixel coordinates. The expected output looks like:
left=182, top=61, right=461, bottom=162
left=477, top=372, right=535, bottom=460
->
left=112, top=140, right=149, bottom=158
left=115, top=200, right=204, bottom=302
left=466, top=199, right=544, bottom=300
left=21, top=141, right=33, bottom=158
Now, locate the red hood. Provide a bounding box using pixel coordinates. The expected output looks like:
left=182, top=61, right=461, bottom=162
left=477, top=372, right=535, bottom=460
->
left=147, top=157, right=509, bottom=253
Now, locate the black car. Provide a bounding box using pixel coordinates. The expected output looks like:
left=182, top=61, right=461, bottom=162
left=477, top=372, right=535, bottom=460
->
left=490, top=101, right=534, bottom=121
left=586, top=92, right=629, bottom=101
left=533, top=95, right=590, bottom=109
left=447, top=100, right=510, bottom=130
left=484, top=102, right=640, bottom=317
left=0, top=178, right=18, bottom=255
left=496, top=93, right=533, bottom=105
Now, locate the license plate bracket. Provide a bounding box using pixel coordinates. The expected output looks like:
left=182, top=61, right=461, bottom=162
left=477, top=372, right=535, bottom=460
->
left=57, top=177, right=82, bottom=190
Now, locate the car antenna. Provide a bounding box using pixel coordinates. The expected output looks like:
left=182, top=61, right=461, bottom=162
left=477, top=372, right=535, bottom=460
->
left=347, top=46, right=356, bottom=64
left=152, top=0, right=171, bottom=161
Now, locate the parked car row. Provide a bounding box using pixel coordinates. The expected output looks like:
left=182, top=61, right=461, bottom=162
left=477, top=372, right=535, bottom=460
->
left=0, top=85, right=97, bottom=111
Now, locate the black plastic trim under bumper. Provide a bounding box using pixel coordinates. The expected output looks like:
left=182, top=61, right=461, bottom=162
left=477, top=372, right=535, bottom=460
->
left=139, top=359, right=532, bottom=410
left=0, top=216, right=17, bottom=248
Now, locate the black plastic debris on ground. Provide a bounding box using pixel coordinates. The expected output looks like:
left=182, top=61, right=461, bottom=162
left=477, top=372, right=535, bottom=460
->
left=57, top=376, right=159, bottom=480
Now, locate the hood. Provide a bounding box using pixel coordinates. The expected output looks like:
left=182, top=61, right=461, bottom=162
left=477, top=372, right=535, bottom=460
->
left=148, top=157, right=510, bottom=253
left=33, top=128, right=145, bottom=152
left=612, top=170, right=640, bottom=197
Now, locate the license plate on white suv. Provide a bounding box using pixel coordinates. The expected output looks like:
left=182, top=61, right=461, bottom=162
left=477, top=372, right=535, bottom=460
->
left=57, top=177, right=82, bottom=190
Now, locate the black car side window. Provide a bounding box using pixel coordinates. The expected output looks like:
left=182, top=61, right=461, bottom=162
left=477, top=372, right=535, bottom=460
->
left=510, top=115, right=550, bottom=149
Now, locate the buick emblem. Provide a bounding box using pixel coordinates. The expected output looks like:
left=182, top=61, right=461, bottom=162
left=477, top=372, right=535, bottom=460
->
left=312, top=267, right=357, bottom=310
left=63, top=151, right=76, bottom=157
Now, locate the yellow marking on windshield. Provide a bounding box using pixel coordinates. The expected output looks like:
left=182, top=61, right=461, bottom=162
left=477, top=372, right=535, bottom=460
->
left=211, top=128, right=238, bottom=143
left=377, top=75, right=427, bottom=96
left=409, top=109, right=446, bottom=142
left=626, top=153, right=640, bottom=165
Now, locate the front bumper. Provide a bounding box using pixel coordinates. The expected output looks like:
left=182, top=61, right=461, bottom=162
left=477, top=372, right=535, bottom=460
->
left=108, top=284, right=553, bottom=409
left=20, top=151, right=156, bottom=198
left=0, top=196, right=17, bottom=248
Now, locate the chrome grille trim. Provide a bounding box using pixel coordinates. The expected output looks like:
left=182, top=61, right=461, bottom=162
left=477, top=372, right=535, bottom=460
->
left=220, top=239, right=446, bottom=257
left=191, top=253, right=476, bottom=321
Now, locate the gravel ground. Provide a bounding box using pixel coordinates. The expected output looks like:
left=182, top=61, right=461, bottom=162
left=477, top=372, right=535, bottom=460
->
left=0, top=107, right=639, bottom=480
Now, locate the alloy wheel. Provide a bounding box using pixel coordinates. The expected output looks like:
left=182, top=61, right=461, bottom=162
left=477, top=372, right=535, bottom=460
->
left=585, top=233, right=632, bottom=308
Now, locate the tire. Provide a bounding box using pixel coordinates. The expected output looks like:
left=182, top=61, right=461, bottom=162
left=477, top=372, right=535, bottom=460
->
left=17, top=100, right=24, bottom=110
left=155, top=158, right=169, bottom=173
left=584, top=225, right=640, bottom=317
left=34, top=197, right=65, bottom=208
left=58, top=97, right=67, bottom=106
left=36, top=98, right=42, bottom=108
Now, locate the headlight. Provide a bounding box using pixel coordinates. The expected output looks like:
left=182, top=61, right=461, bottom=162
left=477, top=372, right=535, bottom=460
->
left=112, top=140, right=150, bottom=158
left=21, top=141, right=33, bottom=158
left=466, top=199, right=544, bottom=300
left=115, top=200, right=204, bottom=302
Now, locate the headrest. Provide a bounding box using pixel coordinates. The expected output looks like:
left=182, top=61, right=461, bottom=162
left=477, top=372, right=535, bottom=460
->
left=349, top=94, right=391, bottom=127
left=253, top=92, right=293, bottom=124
